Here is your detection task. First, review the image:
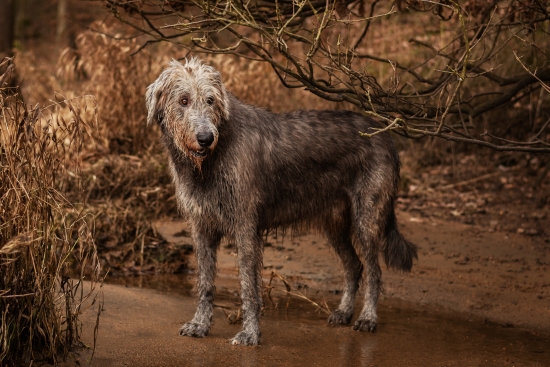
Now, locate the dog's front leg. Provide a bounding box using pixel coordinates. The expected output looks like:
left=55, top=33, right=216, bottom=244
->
left=179, top=228, right=221, bottom=338
left=231, top=231, right=263, bottom=346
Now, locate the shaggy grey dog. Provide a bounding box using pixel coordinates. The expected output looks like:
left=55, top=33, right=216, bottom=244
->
left=146, top=58, right=417, bottom=346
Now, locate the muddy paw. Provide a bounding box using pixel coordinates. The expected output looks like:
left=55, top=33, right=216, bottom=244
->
left=230, top=330, right=260, bottom=346
left=328, top=309, right=353, bottom=325
left=179, top=322, right=209, bottom=338
left=352, top=319, right=377, bottom=332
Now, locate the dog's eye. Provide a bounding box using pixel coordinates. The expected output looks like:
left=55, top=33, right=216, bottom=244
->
left=181, top=96, right=189, bottom=106
left=206, top=97, right=214, bottom=106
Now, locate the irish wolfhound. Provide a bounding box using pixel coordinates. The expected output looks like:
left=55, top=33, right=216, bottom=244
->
left=146, top=58, right=417, bottom=346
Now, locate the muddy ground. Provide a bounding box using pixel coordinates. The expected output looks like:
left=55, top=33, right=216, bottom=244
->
left=68, top=198, right=550, bottom=367
left=72, top=279, right=549, bottom=367
left=154, top=210, right=550, bottom=332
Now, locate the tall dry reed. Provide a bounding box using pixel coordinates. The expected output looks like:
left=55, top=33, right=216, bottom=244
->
left=0, top=58, right=101, bottom=366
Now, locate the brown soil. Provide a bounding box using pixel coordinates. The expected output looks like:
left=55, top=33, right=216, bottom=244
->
left=70, top=280, right=549, bottom=367
left=154, top=208, right=550, bottom=333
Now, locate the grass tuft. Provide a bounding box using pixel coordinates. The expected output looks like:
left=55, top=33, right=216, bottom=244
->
left=0, top=58, right=101, bottom=366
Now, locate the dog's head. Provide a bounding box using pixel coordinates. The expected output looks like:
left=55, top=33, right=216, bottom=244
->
left=146, top=58, right=229, bottom=169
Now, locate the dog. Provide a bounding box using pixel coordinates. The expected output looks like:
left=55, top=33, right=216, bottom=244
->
left=146, top=58, right=417, bottom=345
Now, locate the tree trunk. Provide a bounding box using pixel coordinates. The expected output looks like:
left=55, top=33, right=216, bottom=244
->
left=0, top=0, right=16, bottom=57
left=57, top=0, right=67, bottom=44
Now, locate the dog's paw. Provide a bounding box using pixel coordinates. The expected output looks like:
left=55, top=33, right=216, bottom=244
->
left=230, top=330, right=260, bottom=346
left=179, top=322, right=209, bottom=338
left=352, top=319, right=377, bottom=332
left=328, top=309, right=353, bottom=325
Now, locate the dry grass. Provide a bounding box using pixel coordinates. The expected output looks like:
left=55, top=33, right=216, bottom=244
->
left=54, top=24, right=180, bottom=274
left=264, top=271, right=331, bottom=315
left=0, top=63, right=101, bottom=365
left=216, top=270, right=331, bottom=325
left=58, top=24, right=153, bottom=155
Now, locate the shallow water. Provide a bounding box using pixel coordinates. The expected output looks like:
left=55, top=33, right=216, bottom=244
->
left=101, top=274, right=549, bottom=367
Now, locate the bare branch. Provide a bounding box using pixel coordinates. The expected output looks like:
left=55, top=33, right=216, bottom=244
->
left=99, top=0, right=550, bottom=152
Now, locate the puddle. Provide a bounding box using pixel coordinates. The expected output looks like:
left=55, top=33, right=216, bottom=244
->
left=101, top=274, right=549, bottom=367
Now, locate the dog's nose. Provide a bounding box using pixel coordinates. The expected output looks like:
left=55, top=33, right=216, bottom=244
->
left=197, top=131, right=215, bottom=148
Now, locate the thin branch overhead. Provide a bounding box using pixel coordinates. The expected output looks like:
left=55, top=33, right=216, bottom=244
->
left=102, top=0, right=550, bottom=152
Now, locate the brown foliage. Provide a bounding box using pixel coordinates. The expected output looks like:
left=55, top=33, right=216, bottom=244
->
left=0, top=59, right=101, bottom=365
left=57, top=24, right=186, bottom=274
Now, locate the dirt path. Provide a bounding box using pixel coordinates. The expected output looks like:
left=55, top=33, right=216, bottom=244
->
left=154, top=211, right=550, bottom=332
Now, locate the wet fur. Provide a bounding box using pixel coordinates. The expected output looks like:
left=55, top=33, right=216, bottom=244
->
left=146, top=58, right=417, bottom=346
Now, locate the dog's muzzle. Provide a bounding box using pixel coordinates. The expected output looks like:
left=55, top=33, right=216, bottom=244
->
left=190, top=131, right=215, bottom=158
left=197, top=131, right=215, bottom=148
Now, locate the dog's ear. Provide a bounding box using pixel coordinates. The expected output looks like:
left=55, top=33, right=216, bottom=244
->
left=145, top=77, right=167, bottom=126
left=211, top=70, right=230, bottom=121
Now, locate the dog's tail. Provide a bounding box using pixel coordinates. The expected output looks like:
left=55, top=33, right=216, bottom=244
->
left=383, top=211, right=417, bottom=272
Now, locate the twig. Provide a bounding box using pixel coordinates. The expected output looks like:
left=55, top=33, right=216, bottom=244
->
left=440, top=166, right=521, bottom=190
left=513, top=51, right=550, bottom=94
left=268, top=271, right=331, bottom=315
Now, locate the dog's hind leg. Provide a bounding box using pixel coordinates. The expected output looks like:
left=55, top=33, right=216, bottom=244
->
left=231, top=229, right=263, bottom=346
left=325, top=208, right=363, bottom=325
left=351, top=170, right=395, bottom=333
left=179, top=225, right=221, bottom=338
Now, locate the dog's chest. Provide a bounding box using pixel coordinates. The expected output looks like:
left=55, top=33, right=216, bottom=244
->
left=175, top=171, right=240, bottom=224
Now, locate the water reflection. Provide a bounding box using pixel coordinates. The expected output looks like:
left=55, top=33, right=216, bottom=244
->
left=106, top=273, right=195, bottom=297
left=339, top=332, right=377, bottom=367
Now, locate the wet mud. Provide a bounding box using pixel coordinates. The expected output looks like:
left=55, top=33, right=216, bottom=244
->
left=67, top=210, right=550, bottom=366
left=154, top=211, right=550, bottom=332
left=74, top=276, right=549, bottom=367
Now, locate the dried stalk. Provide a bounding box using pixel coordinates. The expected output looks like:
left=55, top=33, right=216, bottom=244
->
left=0, top=58, right=102, bottom=366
